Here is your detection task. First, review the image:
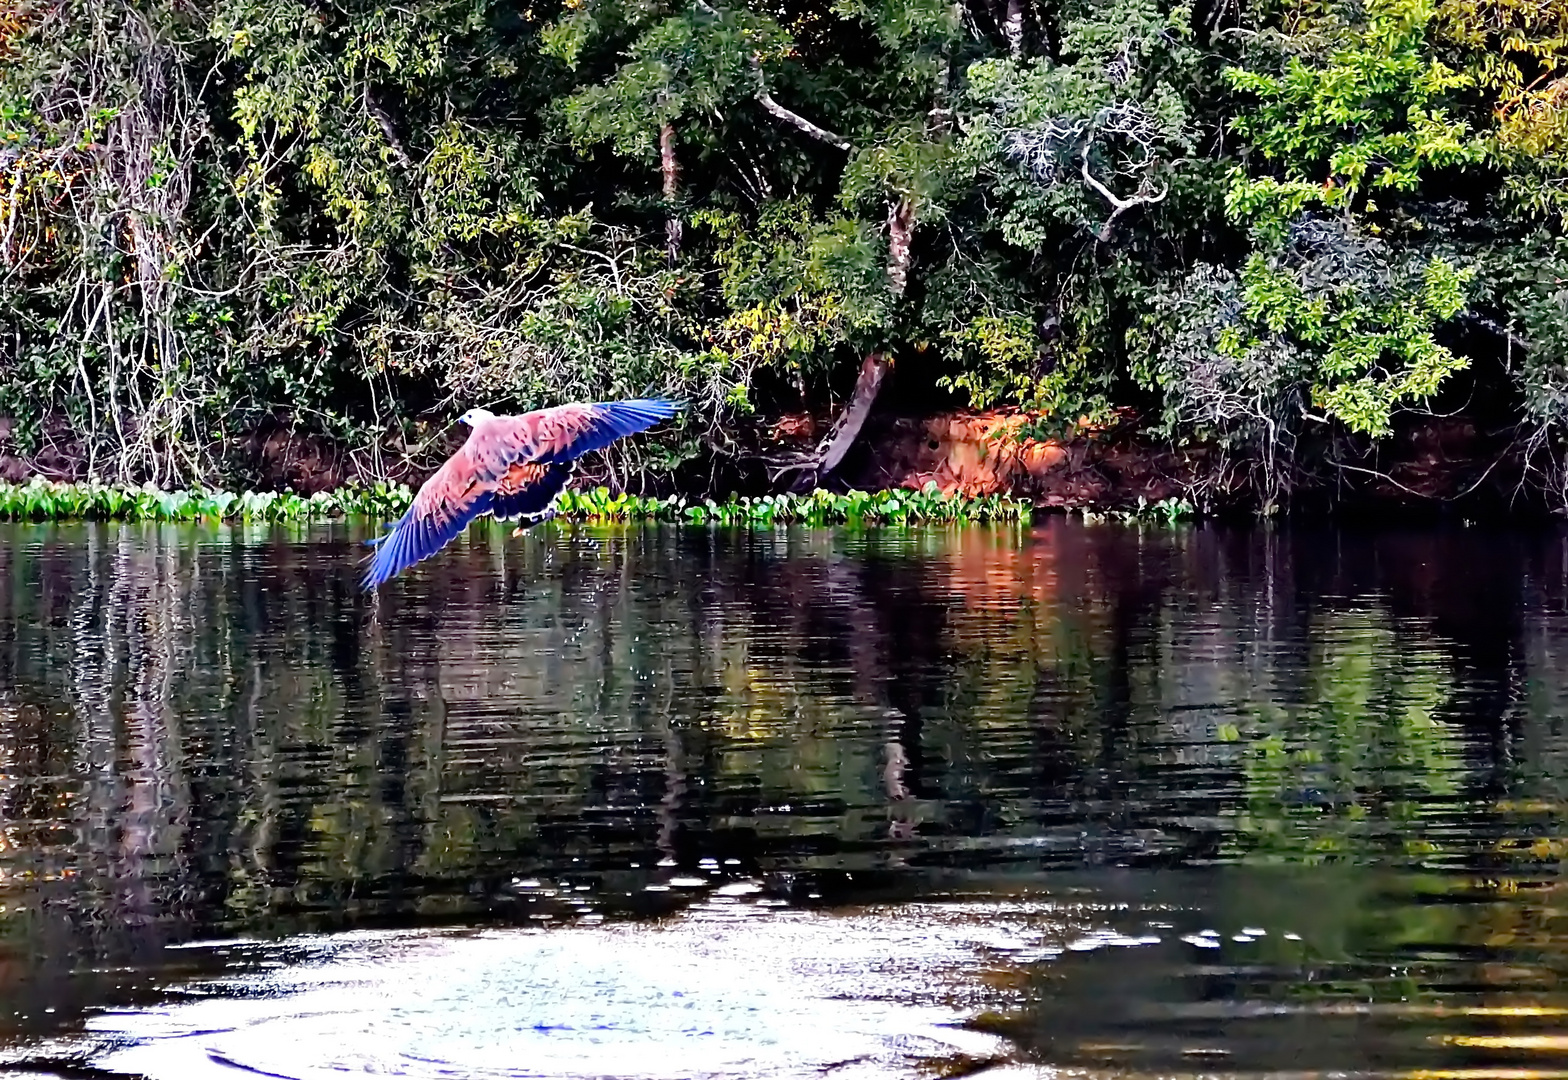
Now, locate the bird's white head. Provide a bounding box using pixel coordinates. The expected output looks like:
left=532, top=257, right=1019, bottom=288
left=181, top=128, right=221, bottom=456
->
left=458, top=407, right=497, bottom=428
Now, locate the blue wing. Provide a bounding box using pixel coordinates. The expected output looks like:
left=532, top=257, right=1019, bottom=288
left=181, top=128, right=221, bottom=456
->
left=492, top=462, right=573, bottom=521
left=361, top=492, right=494, bottom=590
left=527, top=399, right=683, bottom=464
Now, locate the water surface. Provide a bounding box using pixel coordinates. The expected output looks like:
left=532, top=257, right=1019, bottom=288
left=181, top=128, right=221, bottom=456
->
left=0, top=519, right=1565, bottom=1077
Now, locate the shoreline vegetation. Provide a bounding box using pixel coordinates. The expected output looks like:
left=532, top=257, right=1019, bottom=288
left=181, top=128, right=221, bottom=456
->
left=9, top=0, right=1568, bottom=518
left=0, top=478, right=1057, bottom=526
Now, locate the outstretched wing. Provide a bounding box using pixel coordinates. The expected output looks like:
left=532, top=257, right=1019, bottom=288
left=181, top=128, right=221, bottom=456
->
left=491, top=461, right=573, bottom=521
left=361, top=399, right=679, bottom=589
left=480, top=399, right=682, bottom=466
left=361, top=450, right=494, bottom=589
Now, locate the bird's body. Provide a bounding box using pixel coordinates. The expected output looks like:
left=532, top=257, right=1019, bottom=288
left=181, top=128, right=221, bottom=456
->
left=362, top=399, right=679, bottom=589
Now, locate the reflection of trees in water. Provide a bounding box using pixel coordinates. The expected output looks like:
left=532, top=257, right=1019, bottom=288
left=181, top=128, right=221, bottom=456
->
left=0, top=521, right=1565, bottom=960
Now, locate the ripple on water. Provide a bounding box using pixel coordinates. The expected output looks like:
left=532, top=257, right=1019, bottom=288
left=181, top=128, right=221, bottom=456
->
left=3, top=522, right=1568, bottom=1077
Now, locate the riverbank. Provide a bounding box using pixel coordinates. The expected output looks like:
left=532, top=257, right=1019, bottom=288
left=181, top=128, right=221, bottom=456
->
left=837, top=408, right=1537, bottom=520
left=0, top=406, right=1546, bottom=523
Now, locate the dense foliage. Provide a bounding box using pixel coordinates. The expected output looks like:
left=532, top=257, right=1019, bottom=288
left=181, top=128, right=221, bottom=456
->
left=3, top=0, right=1568, bottom=503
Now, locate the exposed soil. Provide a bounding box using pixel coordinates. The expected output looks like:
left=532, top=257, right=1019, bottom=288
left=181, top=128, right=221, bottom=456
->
left=836, top=408, right=1540, bottom=519
left=0, top=416, right=83, bottom=483
left=0, top=416, right=442, bottom=495
left=842, top=408, right=1201, bottom=508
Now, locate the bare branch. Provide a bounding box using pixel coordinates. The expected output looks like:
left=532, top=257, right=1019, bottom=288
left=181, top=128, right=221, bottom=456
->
left=756, top=88, right=853, bottom=150
left=1079, top=141, right=1167, bottom=241
left=692, top=0, right=853, bottom=150
left=1004, top=117, right=1088, bottom=183
left=1465, top=313, right=1530, bottom=357
left=365, top=87, right=411, bottom=168
left=1002, top=100, right=1179, bottom=240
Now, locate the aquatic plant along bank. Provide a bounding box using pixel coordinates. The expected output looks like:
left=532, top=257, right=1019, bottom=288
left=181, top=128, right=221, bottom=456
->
left=0, top=479, right=1041, bottom=526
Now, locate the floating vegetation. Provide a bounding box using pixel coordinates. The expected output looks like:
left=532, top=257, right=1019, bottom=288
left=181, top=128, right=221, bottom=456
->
left=555, top=484, right=1032, bottom=525
left=0, top=479, right=414, bottom=522
left=0, top=479, right=1032, bottom=526
left=1081, top=496, right=1197, bottom=525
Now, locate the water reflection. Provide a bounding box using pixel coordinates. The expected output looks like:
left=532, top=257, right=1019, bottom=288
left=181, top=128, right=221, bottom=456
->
left=0, top=519, right=1566, bottom=1074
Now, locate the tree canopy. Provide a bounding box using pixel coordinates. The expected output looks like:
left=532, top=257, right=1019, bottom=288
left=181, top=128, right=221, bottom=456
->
left=3, top=0, right=1567, bottom=503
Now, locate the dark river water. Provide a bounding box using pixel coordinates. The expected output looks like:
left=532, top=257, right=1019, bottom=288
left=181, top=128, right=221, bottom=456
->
left=1, top=519, right=1567, bottom=1078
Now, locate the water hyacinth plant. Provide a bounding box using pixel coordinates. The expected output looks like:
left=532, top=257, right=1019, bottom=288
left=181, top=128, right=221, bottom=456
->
left=0, top=479, right=416, bottom=522
left=0, top=479, right=1032, bottom=526
left=554, top=485, right=1033, bottom=525
left=1081, top=495, right=1196, bottom=525
left=0, top=480, right=1216, bottom=526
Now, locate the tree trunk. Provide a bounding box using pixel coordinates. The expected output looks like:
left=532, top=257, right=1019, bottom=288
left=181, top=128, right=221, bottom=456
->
left=1003, top=0, right=1025, bottom=58
left=781, top=203, right=908, bottom=488
left=815, top=351, right=892, bottom=477
left=886, top=196, right=915, bottom=298
left=768, top=188, right=912, bottom=492
left=660, top=121, right=681, bottom=263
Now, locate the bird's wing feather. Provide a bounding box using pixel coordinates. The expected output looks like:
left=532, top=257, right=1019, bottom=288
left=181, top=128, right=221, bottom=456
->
left=491, top=461, right=573, bottom=521
left=480, top=399, right=681, bottom=465
left=361, top=399, right=678, bottom=588
left=361, top=449, right=494, bottom=589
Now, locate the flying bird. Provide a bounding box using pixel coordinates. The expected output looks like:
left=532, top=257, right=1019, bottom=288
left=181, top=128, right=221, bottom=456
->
left=361, top=399, right=681, bottom=589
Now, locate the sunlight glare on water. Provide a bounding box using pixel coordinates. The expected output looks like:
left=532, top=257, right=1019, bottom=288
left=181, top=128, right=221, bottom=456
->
left=60, top=903, right=1057, bottom=1079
